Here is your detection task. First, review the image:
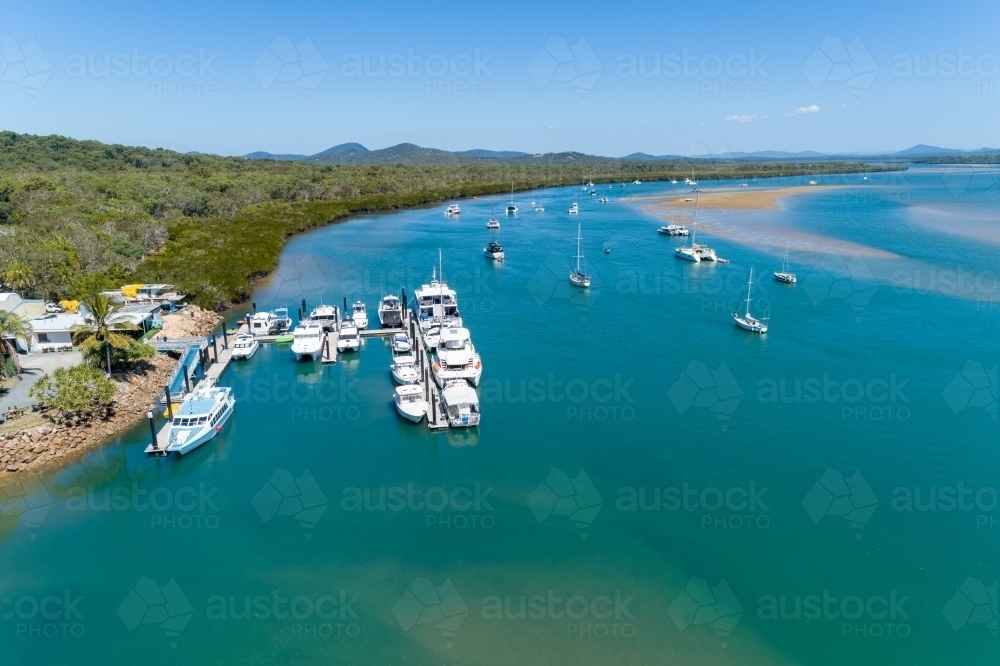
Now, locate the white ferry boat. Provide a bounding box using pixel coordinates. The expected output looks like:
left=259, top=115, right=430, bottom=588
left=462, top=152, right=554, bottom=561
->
left=394, top=385, right=428, bottom=423
left=431, top=327, right=482, bottom=387
left=165, top=385, right=235, bottom=455
left=440, top=380, right=481, bottom=427
left=230, top=333, right=259, bottom=360
left=291, top=321, right=324, bottom=360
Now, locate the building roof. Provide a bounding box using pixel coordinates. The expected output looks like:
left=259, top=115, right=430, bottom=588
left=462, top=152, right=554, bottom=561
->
left=29, top=313, right=86, bottom=333
left=0, top=292, right=23, bottom=312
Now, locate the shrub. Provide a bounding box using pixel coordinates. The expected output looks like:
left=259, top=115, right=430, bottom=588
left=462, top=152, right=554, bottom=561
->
left=29, top=364, right=116, bottom=419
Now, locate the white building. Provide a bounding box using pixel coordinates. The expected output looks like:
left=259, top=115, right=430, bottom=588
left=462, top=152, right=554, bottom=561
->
left=28, top=313, right=86, bottom=352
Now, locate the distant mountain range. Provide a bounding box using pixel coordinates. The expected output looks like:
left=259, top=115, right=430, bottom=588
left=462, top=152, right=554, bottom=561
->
left=243, top=143, right=999, bottom=165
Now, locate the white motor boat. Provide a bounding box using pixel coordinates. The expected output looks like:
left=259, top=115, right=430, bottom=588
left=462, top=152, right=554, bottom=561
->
left=273, top=307, right=292, bottom=332
left=290, top=321, right=324, bottom=360
left=351, top=301, right=368, bottom=329
left=378, top=295, right=403, bottom=327
left=439, top=380, right=481, bottom=427
left=391, top=354, right=420, bottom=385
left=249, top=311, right=276, bottom=336
left=164, top=385, right=235, bottom=455
left=535, top=207, right=544, bottom=212
left=337, top=318, right=360, bottom=352
left=568, top=203, right=579, bottom=214
left=599, top=197, right=609, bottom=203
left=445, top=203, right=461, bottom=216
left=733, top=266, right=769, bottom=334
left=774, top=241, right=797, bottom=284
left=633, top=179, right=642, bottom=185
left=589, top=189, right=597, bottom=196
left=569, top=221, right=591, bottom=288
left=230, top=333, right=258, bottom=360
left=392, top=332, right=411, bottom=353
left=310, top=304, right=338, bottom=331
left=414, top=269, right=462, bottom=331
left=484, top=241, right=504, bottom=261
left=658, top=224, right=689, bottom=237
left=424, top=325, right=442, bottom=350
left=432, top=327, right=482, bottom=387
left=808, top=180, right=818, bottom=185
left=675, top=193, right=718, bottom=262
left=394, top=384, right=428, bottom=423
left=671, top=179, right=678, bottom=184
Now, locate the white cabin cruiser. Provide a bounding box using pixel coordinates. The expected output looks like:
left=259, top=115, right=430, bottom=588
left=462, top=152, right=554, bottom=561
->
left=391, top=354, right=420, bottom=385
left=164, top=385, right=235, bottom=455
left=394, top=385, right=428, bottom=423
left=392, top=332, right=411, bottom=353
left=568, top=203, right=579, bottom=214
left=658, top=224, right=689, bottom=237
left=309, top=304, right=338, bottom=331
left=414, top=277, right=462, bottom=331
left=377, top=295, right=403, bottom=327
left=230, top=333, right=259, bottom=360
left=424, top=325, right=442, bottom=350
left=351, top=301, right=368, bottom=329
left=432, top=327, right=483, bottom=387
left=484, top=241, right=504, bottom=261
left=249, top=311, right=276, bottom=336
left=290, top=321, right=324, bottom=360
left=599, top=197, right=609, bottom=203
left=273, top=307, right=292, bottom=332
left=440, top=380, right=481, bottom=427
left=445, top=203, right=461, bottom=216
left=337, top=318, right=360, bottom=352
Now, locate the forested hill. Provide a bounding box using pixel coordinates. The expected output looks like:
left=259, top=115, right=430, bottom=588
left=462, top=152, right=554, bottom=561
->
left=0, top=131, right=903, bottom=309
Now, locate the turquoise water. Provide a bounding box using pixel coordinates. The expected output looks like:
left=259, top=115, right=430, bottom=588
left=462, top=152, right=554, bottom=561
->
left=2, top=165, right=998, bottom=665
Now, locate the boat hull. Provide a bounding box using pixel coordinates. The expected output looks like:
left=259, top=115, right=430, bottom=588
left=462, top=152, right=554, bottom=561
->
left=774, top=272, right=797, bottom=284
left=166, top=403, right=234, bottom=456
left=394, top=399, right=427, bottom=423
left=569, top=273, right=591, bottom=288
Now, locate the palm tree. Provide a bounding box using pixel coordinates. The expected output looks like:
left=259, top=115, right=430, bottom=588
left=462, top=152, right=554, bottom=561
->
left=71, top=293, right=138, bottom=377
left=1, top=259, right=35, bottom=295
left=0, top=310, right=32, bottom=375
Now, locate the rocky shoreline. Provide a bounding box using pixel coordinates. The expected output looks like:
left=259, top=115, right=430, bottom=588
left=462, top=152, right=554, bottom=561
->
left=0, top=354, right=177, bottom=476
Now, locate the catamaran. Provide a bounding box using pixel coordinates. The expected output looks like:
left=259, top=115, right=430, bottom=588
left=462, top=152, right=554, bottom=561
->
left=230, top=333, right=259, bottom=360
left=674, top=192, right=718, bottom=262
left=377, top=295, right=403, bottom=327
left=394, top=384, right=428, bottom=423
left=506, top=183, right=518, bottom=215
left=351, top=301, right=368, bottom=329
left=487, top=205, right=500, bottom=229
left=774, top=242, right=797, bottom=284
left=164, top=385, right=235, bottom=455
left=290, top=321, right=324, bottom=360
left=431, top=327, right=483, bottom=387
left=733, top=267, right=768, bottom=334
left=569, top=221, right=591, bottom=288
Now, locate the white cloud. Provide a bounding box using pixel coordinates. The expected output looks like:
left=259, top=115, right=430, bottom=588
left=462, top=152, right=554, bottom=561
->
left=725, top=114, right=757, bottom=123
left=787, top=105, right=820, bottom=116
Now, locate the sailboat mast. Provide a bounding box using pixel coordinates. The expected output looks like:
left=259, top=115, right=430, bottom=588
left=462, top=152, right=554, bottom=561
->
left=575, top=222, right=583, bottom=273
left=745, top=267, right=754, bottom=316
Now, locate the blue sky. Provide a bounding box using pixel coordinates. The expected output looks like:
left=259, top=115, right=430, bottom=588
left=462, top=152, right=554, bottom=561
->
left=1, top=0, right=998, bottom=156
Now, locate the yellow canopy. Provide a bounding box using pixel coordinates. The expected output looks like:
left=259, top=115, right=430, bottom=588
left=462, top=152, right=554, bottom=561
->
left=121, top=284, right=143, bottom=298
left=58, top=299, right=79, bottom=312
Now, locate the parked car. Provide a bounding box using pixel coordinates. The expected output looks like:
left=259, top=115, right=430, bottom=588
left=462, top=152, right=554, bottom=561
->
left=45, top=302, right=66, bottom=313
